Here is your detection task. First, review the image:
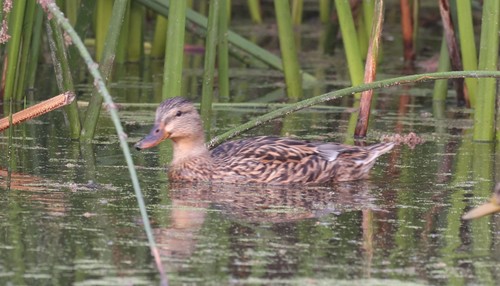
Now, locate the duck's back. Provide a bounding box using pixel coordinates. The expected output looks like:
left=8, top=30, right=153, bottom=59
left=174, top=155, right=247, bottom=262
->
left=210, top=136, right=393, bottom=184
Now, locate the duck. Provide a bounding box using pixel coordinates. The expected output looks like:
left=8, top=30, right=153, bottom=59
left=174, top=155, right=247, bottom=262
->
left=134, top=97, right=394, bottom=185
left=462, top=183, right=500, bottom=220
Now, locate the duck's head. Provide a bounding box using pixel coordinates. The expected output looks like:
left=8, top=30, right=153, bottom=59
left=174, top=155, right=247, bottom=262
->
left=135, top=97, right=204, bottom=150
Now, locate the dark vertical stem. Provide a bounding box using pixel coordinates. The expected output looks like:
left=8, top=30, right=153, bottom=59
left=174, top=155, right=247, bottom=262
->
left=439, top=0, right=466, bottom=107
left=355, top=0, right=384, bottom=138
left=400, top=0, right=415, bottom=62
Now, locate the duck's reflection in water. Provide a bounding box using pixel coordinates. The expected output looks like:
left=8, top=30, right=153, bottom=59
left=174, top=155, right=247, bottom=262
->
left=155, top=181, right=380, bottom=274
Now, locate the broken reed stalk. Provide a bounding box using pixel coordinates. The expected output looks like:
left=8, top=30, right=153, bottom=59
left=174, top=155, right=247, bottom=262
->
left=42, top=3, right=168, bottom=285
left=208, top=70, right=500, bottom=149
left=0, top=92, right=75, bottom=132
left=439, top=0, right=467, bottom=106
left=354, top=0, right=384, bottom=138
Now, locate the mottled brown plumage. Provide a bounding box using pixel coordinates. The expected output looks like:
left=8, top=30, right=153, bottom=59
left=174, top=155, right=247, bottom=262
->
left=135, top=97, right=394, bottom=185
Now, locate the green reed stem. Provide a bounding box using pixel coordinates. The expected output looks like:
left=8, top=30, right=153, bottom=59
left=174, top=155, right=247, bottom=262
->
left=116, top=2, right=130, bottom=64
left=291, top=0, right=303, bottom=26
left=27, top=6, right=44, bottom=90
left=247, top=0, right=262, bottom=23
left=81, top=0, right=129, bottom=142
left=432, top=36, right=451, bottom=102
left=209, top=70, right=500, bottom=148
left=135, top=0, right=317, bottom=85
left=151, top=15, right=168, bottom=58
left=162, top=0, right=187, bottom=99
left=319, top=0, right=330, bottom=24
left=354, top=0, right=384, bottom=138
left=43, top=3, right=168, bottom=284
left=14, top=0, right=37, bottom=101
left=456, top=0, right=478, bottom=107
left=68, top=0, right=97, bottom=74
left=65, top=0, right=79, bottom=25
left=335, top=0, right=364, bottom=97
left=127, top=2, right=144, bottom=62
left=201, top=0, right=219, bottom=122
left=473, top=0, right=500, bottom=142
left=3, top=1, right=27, bottom=101
left=274, top=0, right=303, bottom=101
left=218, top=0, right=230, bottom=101
left=46, top=19, right=81, bottom=139
left=95, top=0, right=114, bottom=62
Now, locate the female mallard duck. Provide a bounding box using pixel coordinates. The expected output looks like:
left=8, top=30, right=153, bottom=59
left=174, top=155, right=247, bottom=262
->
left=462, top=183, right=500, bottom=219
left=135, top=97, right=394, bottom=185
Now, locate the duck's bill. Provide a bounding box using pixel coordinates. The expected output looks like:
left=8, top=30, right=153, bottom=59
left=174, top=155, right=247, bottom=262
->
left=135, top=124, right=170, bottom=150
left=462, top=201, right=500, bottom=220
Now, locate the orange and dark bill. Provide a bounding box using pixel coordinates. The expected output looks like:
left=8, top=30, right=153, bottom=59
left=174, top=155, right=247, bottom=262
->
left=135, top=123, right=170, bottom=150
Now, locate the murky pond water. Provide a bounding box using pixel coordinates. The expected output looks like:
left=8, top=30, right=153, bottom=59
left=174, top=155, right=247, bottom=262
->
left=1, top=16, right=500, bottom=286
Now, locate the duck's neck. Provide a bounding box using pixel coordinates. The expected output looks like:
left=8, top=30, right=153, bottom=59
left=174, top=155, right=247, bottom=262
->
left=171, top=135, right=210, bottom=165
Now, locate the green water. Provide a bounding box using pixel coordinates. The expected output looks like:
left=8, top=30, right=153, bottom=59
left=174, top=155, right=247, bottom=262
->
left=1, top=16, right=499, bottom=286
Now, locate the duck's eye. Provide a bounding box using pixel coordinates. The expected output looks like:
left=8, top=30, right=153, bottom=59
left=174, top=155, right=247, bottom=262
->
left=175, top=111, right=183, bottom=117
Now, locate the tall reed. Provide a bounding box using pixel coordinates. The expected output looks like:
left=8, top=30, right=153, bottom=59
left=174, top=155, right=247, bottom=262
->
left=355, top=0, right=384, bottom=138
left=473, top=0, right=499, bottom=142
left=3, top=1, right=27, bottom=101
left=201, top=0, right=220, bottom=123
left=432, top=37, right=451, bottom=102
left=127, top=2, right=144, bottom=62
left=218, top=0, right=230, bottom=101
left=247, top=0, right=262, bottom=23
left=456, top=0, right=477, bottom=107
left=81, top=0, right=129, bottom=141
left=275, top=0, right=303, bottom=101
left=136, top=0, right=317, bottom=85
left=46, top=19, right=81, bottom=139
left=13, top=0, right=37, bottom=101
left=162, top=0, right=187, bottom=99
left=335, top=0, right=364, bottom=96
left=95, top=0, right=114, bottom=62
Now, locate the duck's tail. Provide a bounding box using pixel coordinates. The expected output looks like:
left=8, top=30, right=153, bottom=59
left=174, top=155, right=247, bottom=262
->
left=358, top=142, right=395, bottom=166
left=367, top=142, right=395, bottom=156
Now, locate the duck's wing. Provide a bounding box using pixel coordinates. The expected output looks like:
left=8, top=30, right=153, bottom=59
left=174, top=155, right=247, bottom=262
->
left=211, top=137, right=393, bottom=184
